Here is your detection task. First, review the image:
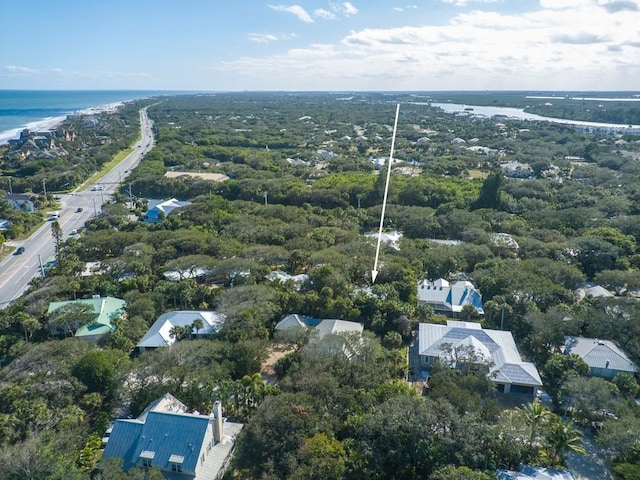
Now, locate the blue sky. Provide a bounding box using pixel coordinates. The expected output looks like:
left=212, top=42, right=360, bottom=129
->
left=1, top=0, right=638, bottom=91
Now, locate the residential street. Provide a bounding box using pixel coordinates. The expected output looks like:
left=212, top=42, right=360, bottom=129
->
left=0, top=108, right=153, bottom=307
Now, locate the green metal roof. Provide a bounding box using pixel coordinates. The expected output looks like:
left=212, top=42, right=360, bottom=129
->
left=47, top=296, right=125, bottom=338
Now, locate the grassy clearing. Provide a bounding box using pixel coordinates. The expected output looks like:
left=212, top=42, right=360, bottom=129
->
left=468, top=169, right=488, bottom=179
left=79, top=147, right=133, bottom=192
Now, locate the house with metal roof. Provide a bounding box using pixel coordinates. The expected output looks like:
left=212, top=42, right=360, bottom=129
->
left=274, top=313, right=321, bottom=332
left=137, top=310, right=225, bottom=352
left=46, top=296, right=125, bottom=341
left=144, top=198, right=192, bottom=223
left=265, top=271, right=309, bottom=290
left=101, top=397, right=242, bottom=480
left=498, top=466, right=575, bottom=480
left=309, top=319, right=365, bottom=359
left=563, top=336, right=638, bottom=379
left=276, top=316, right=365, bottom=359
left=417, top=278, right=484, bottom=317
left=364, top=230, right=403, bottom=251
left=574, top=285, right=614, bottom=301
left=4, top=193, right=37, bottom=213
left=418, top=321, right=542, bottom=395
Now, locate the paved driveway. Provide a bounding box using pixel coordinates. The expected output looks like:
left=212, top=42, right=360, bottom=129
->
left=566, top=429, right=613, bottom=480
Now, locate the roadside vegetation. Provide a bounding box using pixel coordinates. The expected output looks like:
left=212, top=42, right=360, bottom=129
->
left=0, top=92, right=639, bottom=478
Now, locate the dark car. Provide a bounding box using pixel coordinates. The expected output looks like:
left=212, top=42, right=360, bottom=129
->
left=76, top=207, right=84, bottom=212
left=14, top=246, right=25, bottom=255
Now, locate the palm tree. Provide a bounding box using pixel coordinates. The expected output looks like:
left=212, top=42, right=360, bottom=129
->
left=241, top=372, right=266, bottom=412
left=169, top=325, right=191, bottom=342
left=544, top=418, right=587, bottom=467
left=520, top=400, right=553, bottom=452
left=191, top=317, right=204, bottom=339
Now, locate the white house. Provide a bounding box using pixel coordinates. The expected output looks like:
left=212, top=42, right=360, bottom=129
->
left=144, top=198, right=192, bottom=223
left=498, top=466, right=575, bottom=480
left=275, top=315, right=364, bottom=359
left=563, top=336, right=637, bottom=379
left=364, top=230, right=403, bottom=251
left=274, top=314, right=320, bottom=331
left=265, top=271, right=309, bottom=290
left=417, top=278, right=484, bottom=317
left=309, top=319, right=365, bottom=359
left=418, top=321, right=543, bottom=395
left=137, top=310, right=225, bottom=352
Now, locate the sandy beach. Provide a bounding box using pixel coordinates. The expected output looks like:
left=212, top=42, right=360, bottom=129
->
left=0, top=101, right=125, bottom=146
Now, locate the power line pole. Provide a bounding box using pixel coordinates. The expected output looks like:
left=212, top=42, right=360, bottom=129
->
left=42, top=178, right=47, bottom=199
left=38, top=254, right=45, bottom=277
left=8, top=176, right=12, bottom=194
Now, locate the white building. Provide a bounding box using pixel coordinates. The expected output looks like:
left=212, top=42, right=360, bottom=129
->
left=417, top=278, right=484, bottom=317
left=137, top=310, right=225, bottom=352
left=364, top=230, right=403, bottom=251
left=418, top=321, right=542, bottom=395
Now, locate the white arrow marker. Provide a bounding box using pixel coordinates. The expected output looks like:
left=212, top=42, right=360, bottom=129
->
left=372, top=103, right=400, bottom=284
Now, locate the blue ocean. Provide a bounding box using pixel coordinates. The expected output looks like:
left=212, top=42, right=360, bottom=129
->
left=0, top=90, right=177, bottom=144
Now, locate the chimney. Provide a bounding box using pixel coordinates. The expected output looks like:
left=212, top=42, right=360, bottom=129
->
left=213, top=401, right=223, bottom=443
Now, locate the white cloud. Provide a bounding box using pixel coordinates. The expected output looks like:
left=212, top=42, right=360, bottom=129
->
left=268, top=4, right=314, bottom=23
left=314, top=8, right=336, bottom=19
left=597, top=0, right=640, bottom=12
left=248, top=32, right=297, bottom=43
left=539, top=0, right=591, bottom=8
left=339, top=2, right=359, bottom=16
left=2, top=65, right=40, bottom=75
left=443, top=0, right=498, bottom=6
left=394, top=4, right=418, bottom=11
left=217, top=1, right=640, bottom=90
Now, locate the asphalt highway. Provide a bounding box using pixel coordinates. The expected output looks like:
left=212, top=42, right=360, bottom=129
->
left=0, top=107, right=154, bottom=308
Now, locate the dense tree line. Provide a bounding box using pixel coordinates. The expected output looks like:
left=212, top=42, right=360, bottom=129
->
left=0, top=92, right=639, bottom=478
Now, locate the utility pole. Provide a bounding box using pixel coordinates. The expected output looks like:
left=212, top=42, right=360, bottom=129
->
left=42, top=178, right=47, bottom=199
left=500, top=301, right=506, bottom=330
left=38, top=254, right=45, bottom=277
left=8, top=176, right=12, bottom=194
left=263, top=191, right=268, bottom=206
left=128, top=183, right=133, bottom=207
left=93, top=198, right=97, bottom=217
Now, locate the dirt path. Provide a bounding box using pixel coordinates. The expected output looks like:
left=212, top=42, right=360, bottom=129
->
left=261, top=344, right=296, bottom=385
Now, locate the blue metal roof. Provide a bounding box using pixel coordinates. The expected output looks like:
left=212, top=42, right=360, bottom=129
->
left=102, top=411, right=210, bottom=474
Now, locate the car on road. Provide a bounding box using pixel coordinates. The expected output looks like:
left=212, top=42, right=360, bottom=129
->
left=69, top=229, right=78, bottom=235
left=14, top=246, right=25, bottom=255
left=76, top=207, right=84, bottom=212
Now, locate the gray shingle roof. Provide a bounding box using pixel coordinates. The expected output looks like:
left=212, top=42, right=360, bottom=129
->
left=564, top=336, right=637, bottom=373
